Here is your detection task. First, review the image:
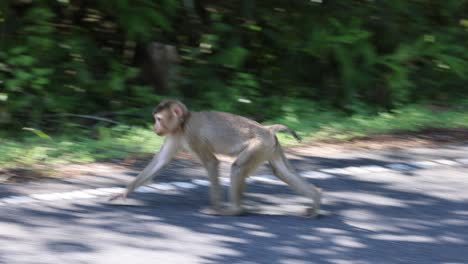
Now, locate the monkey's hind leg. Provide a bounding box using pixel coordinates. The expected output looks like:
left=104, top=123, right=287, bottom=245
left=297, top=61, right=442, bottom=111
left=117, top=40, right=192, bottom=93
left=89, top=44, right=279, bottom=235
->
left=269, top=148, right=322, bottom=218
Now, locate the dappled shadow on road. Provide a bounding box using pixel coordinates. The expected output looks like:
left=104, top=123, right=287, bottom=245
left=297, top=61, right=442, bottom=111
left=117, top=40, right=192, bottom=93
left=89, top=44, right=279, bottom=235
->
left=1, top=153, right=468, bottom=264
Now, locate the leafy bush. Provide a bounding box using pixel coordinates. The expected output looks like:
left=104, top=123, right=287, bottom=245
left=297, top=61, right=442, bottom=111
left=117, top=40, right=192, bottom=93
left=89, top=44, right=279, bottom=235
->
left=0, top=0, right=467, bottom=133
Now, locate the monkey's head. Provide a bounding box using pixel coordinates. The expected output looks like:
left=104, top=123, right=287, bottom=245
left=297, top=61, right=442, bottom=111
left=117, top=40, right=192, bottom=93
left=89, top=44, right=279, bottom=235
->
left=152, top=100, right=189, bottom=136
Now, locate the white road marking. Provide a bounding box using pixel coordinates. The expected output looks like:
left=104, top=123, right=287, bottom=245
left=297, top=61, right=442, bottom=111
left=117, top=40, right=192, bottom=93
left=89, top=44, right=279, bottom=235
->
left=148, top=183, right=176, bottom=191
left=433, top=159, right=459, bottom=166
left=319, top=168, right=348, bottom=174
left=83, top=189, right=112, bottom=196
left=343, top=166, right=370, bottom=174
left=1, top=157, right=465, bottom=207
left=386, top=163, right=414, bottom=171
left=456, top=158, right=468, bottom=165
left=300, top=171, right=333, bottom=179
left=135, top=186, right=158, bottom=193
left=409, top=160, right=439, bottom=168
left=192, top=179, right=210, bottom=186
left=250, top=176, right=285, bottom=185
left=65, top=191, right=96, bottom=199
left=171, top=182, right=197, bottom=189
left=256, top=174, right=276, bottom=180
left=30, top=193, right=65, bottom=201
left=220, top=178, right=230, bottom=186
left=1, top=196, right=36, bottom=204
left=359, top=165, right=390, bottom=172
left=95, top=187, right=125, bottom=194
left=55, top=192, right=79, bottom=200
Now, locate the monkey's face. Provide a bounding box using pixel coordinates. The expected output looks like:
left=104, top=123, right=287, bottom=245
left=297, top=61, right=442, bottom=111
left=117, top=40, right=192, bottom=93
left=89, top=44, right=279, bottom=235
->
left=153, top=109, right=182, bottom=136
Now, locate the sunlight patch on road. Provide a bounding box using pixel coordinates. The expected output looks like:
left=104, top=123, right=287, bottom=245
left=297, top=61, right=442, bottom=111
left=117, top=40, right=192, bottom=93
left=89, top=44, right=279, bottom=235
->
left=369, top=234, right=436, bottom=243
left=332, top=236, right=367, bottom=249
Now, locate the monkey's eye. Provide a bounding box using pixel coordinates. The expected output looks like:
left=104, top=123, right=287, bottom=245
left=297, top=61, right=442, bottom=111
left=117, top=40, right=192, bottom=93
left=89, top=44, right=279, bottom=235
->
left=156, top=117, right=162, bottom=122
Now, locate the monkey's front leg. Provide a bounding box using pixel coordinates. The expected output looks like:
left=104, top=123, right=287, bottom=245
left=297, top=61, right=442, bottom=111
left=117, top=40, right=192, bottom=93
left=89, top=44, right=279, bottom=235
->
left=109, top=137, right=179, bottom=201
left=197, top=155, right=226, bottom=215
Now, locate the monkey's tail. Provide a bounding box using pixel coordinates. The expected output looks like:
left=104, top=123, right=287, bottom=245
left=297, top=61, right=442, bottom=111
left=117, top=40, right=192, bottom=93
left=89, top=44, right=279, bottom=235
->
left=266, top=124, right=302, bottom=142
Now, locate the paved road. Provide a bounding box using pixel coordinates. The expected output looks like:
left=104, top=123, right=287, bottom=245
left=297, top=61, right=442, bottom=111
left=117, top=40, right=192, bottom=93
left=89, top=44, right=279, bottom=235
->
left=1, top=144, right=467, bottom=264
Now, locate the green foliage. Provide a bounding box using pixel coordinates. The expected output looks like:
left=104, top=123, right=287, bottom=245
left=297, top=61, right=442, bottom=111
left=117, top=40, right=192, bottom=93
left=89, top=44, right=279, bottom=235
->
left=0, top=0, right=467, bottom=133
left=271, top=101, right=468, bottom=143
left=0, top=125, right=164, bottom=167
left=96, top=0, right=175, bottom=41
left=0, top=1, right=170, bottom=129
left=2, top=103, right=468, bottom=168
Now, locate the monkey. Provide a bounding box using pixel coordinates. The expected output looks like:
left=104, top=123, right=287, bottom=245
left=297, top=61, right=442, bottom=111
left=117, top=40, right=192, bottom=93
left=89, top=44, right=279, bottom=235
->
left=110, top=100, right=322, bottom=217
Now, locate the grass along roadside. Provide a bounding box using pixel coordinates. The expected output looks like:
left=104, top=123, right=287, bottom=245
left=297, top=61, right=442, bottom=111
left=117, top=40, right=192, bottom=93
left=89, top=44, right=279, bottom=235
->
left=1, top=104, right=467, bottom=175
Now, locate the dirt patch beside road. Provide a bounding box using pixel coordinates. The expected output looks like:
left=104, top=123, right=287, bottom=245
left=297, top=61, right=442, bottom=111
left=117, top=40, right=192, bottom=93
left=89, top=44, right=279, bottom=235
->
left=290, top=128, right=468, bottom=155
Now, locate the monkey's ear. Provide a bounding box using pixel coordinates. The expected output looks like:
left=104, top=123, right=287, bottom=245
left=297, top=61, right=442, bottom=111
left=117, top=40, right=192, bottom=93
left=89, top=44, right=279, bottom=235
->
left=172, top=105, right=184, bottom=118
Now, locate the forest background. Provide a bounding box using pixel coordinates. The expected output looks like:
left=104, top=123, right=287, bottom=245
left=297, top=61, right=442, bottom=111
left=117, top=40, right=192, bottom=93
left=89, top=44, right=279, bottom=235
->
left=1, top=0, right=467, bottom=169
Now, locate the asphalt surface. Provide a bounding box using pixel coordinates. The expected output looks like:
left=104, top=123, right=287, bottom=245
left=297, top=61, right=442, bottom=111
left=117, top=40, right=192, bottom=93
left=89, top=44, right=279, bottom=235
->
left=1, top=144, right=467, bottom=264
